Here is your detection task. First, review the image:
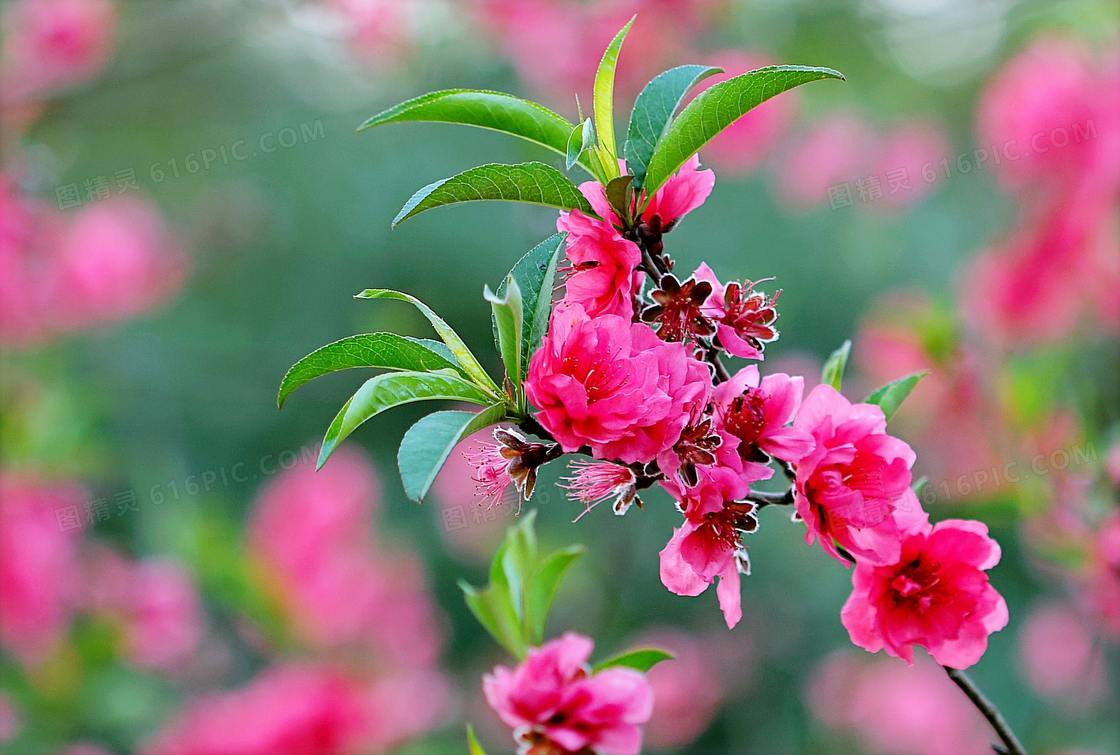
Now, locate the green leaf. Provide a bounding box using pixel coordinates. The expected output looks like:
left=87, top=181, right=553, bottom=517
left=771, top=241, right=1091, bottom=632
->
left=495, top=234, right=566, bottom=380
left=354, top=289, right=499, bottom=396
left=318, top=372, right=492, bottom=469
left=277, top=333, right=463, bottom=408
left=392, top=162, right=594, bottom=227
left=466, top=724, right=488, bottom=755
left=642, top=65, right=845, bottom=197
left=865, top=370, right=928, bottom=422
left=525, top=545, right=584, bottom=644
left=821, top=339, right=851, bottom=391
left=912, top=476, right=929, bottom=496
left=397, top=406, right=508, bottom=503
left=624, top=64, right=723, bottom=191
left=358, top=89, right=595, bottom=174
left=592, top=15, right=636, bottom=175
left=460, top=576, right=525, bottom=659
left=485, top=277, right=524, bottom=398
left=592, top=648, right=675, bottom=674
left=604, top=174, right=634, bottom=223
left=566, top=117, right=596, bottom=172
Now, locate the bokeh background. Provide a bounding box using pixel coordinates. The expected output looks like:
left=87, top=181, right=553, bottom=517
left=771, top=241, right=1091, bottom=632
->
left=2, top=0, right=1118, bottom=753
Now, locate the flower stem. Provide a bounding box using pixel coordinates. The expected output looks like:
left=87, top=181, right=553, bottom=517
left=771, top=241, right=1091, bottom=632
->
left=943, top=666, right=1027, bottom=755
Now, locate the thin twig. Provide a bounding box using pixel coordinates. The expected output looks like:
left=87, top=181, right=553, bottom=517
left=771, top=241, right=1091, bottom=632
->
left=744, top=488, right=794, bottom=508
left=943, top=666, right=1028, bottom=755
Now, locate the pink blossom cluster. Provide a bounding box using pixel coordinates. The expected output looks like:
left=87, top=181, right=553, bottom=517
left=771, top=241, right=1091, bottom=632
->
left=963, top=37, right=1120, bottom=346
left=0, top=472, right=205, bottom=674
left=483, top=632, right=654, bottom=755
left=145, top=448, right=450, bottom=754
left=456, top=148, right=1014, bottom=688
left=0, top=173, right=187, bottom=347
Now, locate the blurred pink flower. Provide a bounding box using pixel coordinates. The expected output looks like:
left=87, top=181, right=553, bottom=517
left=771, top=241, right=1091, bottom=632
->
left=0, top=0, right=116, bottom=103
left=1085, top=511, right=1120, bottom=638
left=0, top=474, right=85, bottom=664
left=146, top=663, right=443, bottom=755
left=248, top=447, right=444, bottom=667
left=976, top=36, right=1120, bottom=197
left=0, top=173, right=61, bottom=345
left=793, top=384, right=928, bottom=565
left=696, top=51, right=797, bottom=174
left=867, top=120, right=949, bottom=211
left=58, top=745, right=113, bottom=755
left=841, top=519, right=1008, bottom=669
left=776, top=112, right=873, bottom=208
left=49, top=197, right=187, bottom=332
left=806, top=651, right=991, bottom=755
left=962, top=188, right=1117, bottom=346
left=1017, top=601, right=1106, bottom=709
left=483, top=632, right=653, bottom=755
left=634, top=629, right=723, bottom=749
left=327, top=0, right=410, bottom=62
left=526, top=302, right=710, bottom=464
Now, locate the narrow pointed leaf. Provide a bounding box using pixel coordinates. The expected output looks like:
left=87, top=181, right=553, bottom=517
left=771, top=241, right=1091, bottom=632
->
left=592, top=16, right=635, bottom=171
left=391, top=162, right=594, bottom=227
left=566, top=117, right=596, bottom=172
left=318, top=371, right=491, bottom=469
left=354, top=289, right=499, bottom=395
left=485, top=278, right=524, bottom=394
left=526, top=545, right=585, bottom=643
left=460, top=578, right=524, bottom=658
left=821, top=339, right=851, bottom=391
left=865, top=370, right=928, bottom=422
left=494, top=233, right=566, bottom=379
left=591, top=648, right=675, bottom=674
left=466, top=724, right=488, bottom=755
left=397, top=406, right=508, bottom=503
left=358, top=89, right=595, bottom=173
left=642, top=65, right=845, bottom=197
left=277, top=333, right=463, bottom=408
left=625, top=64, right=723, bottom=191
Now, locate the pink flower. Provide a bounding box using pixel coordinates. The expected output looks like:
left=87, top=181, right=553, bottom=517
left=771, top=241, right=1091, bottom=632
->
left=639, top=155, right=715, bottom=227
left=483, top=632, right=653, bottom=755
left=659, top=429, right=768, bottom=520
left=1017, top=601, right=1106, bottom=708
left=867, top=120, right=949, bottom=211
left=634, top=629, right=723, bottom=749
left=694, top=51, right=797, bottom=174
left=1086, top=511, right=1120, bottom=638
left=525, top=302, right=710, bottom=464
left=556, top=207, right=641, bottom=319
left=806, top=652, right=992, bottom=755
left=49, top=197, right=187, bottom=332
left=692, top=262, right=781, bottom=360
left=659, top=516, right=750, bottom=629
left=562, top=460, right=638, bottom=518
left=712, top=365, right=814, bottom=465
left=0, top=474, right=84, bottom=664
left=841, top=519, right=1009, bottom=669
left=976, top=36, right=1120, bottom=196
left=0, top=0, right=117, bottom=103
left=0, top=172, right=63, bottom=345
left=328, top=0, right=410, bottom=63
left=248, top=449, right=445, bottom=668
left=465, top=433, right=518, bottom=506
left=431, top=428, right=515, bottom=560
left=145, top=663, right=445, bottom=755
left=792, top=384, right=928, bottom=565
left=962, top=189, right=1118, bottom=346
left=776, top=112, right=872, bottom=208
